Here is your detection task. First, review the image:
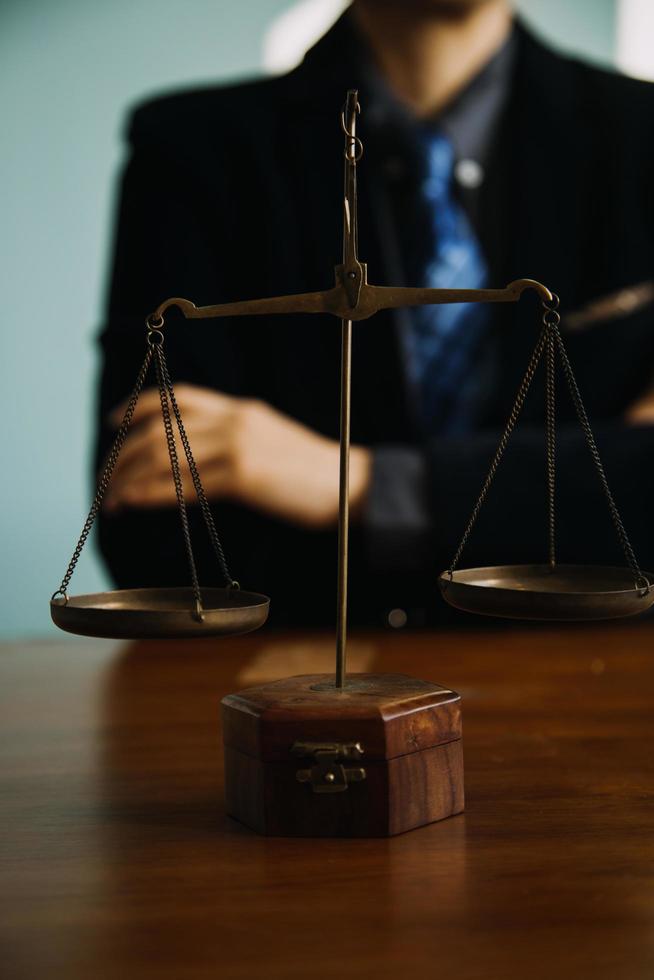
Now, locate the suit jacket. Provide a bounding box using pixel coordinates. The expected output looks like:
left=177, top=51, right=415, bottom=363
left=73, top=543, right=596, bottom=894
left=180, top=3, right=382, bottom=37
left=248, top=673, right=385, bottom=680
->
left=96, top=14, right=654, bottom=627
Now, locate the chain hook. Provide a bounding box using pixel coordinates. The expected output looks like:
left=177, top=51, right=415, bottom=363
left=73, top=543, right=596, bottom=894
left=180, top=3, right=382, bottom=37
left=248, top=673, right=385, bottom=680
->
left=193, top=597, right=205, bottom=623
left=146, top=313, right=165, bottom=347
left=542, top=293, right=560, bottom=328
left=341, top=93, right=363, bottom=163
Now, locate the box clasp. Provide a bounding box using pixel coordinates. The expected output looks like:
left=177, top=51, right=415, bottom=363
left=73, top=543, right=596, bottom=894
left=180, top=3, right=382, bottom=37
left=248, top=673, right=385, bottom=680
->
left=291, top=740, right=366, bottom=794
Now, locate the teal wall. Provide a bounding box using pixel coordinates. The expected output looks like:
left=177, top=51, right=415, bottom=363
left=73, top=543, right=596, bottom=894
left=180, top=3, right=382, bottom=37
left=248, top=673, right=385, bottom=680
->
left=516, top=0, right=616, bottom=65
left=0, top=0, right=617, bottom=638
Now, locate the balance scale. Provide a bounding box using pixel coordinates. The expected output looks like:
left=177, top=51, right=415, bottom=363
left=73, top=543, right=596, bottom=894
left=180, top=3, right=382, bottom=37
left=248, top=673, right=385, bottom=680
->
left=51, top=91, right=653, bottom=837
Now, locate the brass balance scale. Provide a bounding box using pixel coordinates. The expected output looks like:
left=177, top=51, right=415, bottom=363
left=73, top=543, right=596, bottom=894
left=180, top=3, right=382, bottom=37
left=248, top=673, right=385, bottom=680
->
left=50, top=91, right=653, bottom=837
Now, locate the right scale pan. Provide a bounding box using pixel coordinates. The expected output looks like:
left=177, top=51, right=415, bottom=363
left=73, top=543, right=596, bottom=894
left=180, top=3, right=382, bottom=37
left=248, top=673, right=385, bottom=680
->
left=438, top=564, right=654, bottom=621
left=438, top=295, right=653, bottom=625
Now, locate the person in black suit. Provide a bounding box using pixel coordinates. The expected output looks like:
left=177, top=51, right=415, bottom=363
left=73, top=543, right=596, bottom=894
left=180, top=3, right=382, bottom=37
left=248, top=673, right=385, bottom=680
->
left=97, top=0, right=654, bottom=627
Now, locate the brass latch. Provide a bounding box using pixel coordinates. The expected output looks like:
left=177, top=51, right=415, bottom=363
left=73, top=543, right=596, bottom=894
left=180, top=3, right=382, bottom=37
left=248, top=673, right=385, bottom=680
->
left=291, top=740, right=366, bottom=794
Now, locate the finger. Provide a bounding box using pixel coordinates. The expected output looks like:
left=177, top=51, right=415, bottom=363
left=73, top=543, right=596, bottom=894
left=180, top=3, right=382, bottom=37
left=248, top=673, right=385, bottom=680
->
left=628, top=411, right=654, bottom=425
left=105, top=468, right=193, bottom=510
left=105, top=478, right=179, bottom=510
left=110, top=446, right=181, bottom=498
left=626, top=399, right=654, bottom=424
left=106, top=462, right=229, bottom=510
left=109, top=388, right=163, bottom=429
left=109, top=384, right=235, bottom=429
left=113, top=415, right=234, bottom=489
left=111, top=418, right=170, bottom=479
left=109, top=459, right=169, bottom=502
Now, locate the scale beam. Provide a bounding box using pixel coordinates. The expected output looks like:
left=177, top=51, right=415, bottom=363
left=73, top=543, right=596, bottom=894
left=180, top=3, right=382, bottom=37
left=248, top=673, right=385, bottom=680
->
left=149, top=277, right=553, bottom=327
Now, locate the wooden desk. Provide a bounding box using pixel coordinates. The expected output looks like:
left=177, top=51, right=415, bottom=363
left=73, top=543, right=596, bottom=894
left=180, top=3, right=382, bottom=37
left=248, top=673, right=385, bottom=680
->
left=2, top=622, right=653, bottom=979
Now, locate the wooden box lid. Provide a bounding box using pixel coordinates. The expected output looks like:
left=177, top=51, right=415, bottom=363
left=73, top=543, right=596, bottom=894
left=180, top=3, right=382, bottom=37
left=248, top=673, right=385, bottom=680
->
left=221, top=673, right=461, bottom=762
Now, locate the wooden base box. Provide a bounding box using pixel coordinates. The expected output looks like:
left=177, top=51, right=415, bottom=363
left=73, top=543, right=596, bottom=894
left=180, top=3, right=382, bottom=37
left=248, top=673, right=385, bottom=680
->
left=221, top=672, right=464, bottom=837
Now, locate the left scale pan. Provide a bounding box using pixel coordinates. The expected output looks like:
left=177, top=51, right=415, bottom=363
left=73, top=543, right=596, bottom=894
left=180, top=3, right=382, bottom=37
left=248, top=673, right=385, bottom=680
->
left=50, top=587, right=270, bottom=640
left=50, top=323, right=270, bottom=643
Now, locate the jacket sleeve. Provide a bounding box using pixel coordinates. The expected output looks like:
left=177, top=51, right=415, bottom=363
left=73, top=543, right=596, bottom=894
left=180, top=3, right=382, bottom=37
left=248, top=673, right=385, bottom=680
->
left=94, top=107, right=242, bottom=588
left=366, top=423, right=654, bottom=577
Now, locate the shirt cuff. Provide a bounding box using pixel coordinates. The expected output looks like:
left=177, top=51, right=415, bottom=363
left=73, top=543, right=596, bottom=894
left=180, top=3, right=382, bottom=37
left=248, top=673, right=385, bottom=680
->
left=364, top=446, right=434, bottom=573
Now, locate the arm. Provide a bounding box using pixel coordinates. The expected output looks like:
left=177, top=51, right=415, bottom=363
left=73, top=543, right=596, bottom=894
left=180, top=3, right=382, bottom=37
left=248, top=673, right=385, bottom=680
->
left=95, top=110, right=247, bottom=587
left=365, top=423, right=654, bottom=576
left=96, top=109, right=372, bottom=591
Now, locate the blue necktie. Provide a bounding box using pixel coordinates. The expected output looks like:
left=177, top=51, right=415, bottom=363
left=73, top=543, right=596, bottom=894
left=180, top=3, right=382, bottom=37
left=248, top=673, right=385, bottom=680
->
left=407, top=129, right=490, bottom=435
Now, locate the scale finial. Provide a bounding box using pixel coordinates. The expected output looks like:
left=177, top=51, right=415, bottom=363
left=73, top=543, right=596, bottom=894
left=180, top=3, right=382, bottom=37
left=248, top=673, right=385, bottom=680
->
left=340, top=89, right=364, bottom=310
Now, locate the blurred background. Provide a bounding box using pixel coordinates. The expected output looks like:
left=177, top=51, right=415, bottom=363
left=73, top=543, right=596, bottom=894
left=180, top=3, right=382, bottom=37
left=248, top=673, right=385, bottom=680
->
left=1, top=0, right=652, bottom=639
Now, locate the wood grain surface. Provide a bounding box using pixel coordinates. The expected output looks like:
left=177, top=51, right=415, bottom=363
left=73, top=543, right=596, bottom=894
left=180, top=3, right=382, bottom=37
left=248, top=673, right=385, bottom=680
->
left=221, top=672, right=462, bottom=760
left=222, top=673, right=463, bottom=836
left=1, top=621, right=654, bottom=979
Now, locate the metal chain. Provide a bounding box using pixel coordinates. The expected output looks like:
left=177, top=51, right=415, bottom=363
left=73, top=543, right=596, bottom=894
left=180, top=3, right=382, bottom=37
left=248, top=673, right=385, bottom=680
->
left=552, top=322, right=649, bottom=593
left=154, top=344, right=238, bottom=589
left=545, top=305, right=558, bottom=569
left=447, top=324, right=549, bottom=577
left=51, top=347, right=154, bottom=602
left=152, top=348, right=205, bottom=621
left=446, top=294, right=648, bottom=597
left=53, top=318, right=241, bottom=611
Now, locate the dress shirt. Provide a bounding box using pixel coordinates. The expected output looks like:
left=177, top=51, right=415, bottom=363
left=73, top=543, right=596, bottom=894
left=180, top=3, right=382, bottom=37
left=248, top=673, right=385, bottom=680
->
left=357, top=29, right=518, bottom=599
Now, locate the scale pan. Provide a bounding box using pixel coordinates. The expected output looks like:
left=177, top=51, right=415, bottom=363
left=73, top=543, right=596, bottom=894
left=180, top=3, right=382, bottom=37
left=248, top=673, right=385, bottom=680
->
left=438, top=564, right=654, bottom=621
left=50, top=587, right=270, bottom=639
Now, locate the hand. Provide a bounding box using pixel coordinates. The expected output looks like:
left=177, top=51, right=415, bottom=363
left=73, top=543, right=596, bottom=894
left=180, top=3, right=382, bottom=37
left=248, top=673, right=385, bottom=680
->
left=104, top=385, right=372, bottom=529
left=626, top=390, right=654, bottom=425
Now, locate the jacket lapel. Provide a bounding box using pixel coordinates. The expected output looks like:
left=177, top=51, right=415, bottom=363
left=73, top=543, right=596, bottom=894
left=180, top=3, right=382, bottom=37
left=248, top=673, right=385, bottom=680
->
left=492, top=23, right=586, bottom=423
